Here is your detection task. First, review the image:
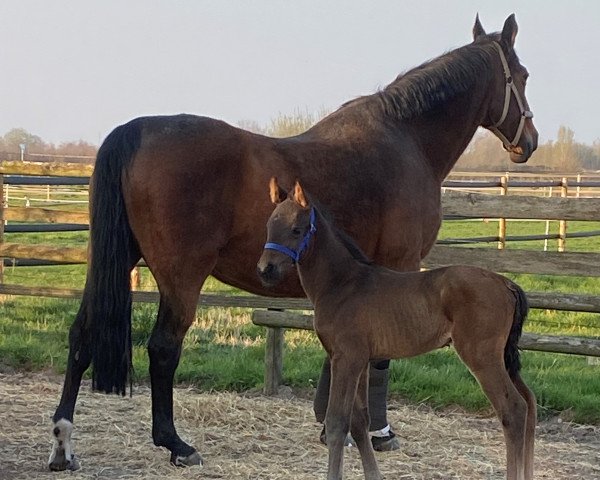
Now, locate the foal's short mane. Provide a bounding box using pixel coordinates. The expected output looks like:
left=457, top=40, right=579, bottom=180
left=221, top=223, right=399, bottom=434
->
left=341, top=34, right=508, bottom=121
left=314, top=204, right=373, bottom=266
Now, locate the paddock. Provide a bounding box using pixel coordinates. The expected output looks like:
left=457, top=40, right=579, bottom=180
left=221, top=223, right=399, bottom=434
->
left=1, top=372, right=597, bottom=479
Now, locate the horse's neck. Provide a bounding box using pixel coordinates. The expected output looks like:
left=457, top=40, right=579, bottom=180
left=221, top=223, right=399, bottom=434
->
left=297, top=218, right=359, bottom=302
left=350, top=46, right=494, bottom=181
left=404, top=92, right=488, bottom=181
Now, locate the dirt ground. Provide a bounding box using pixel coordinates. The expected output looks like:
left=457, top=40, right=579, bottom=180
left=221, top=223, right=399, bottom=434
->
left=0, top=372, right=598, bottom=479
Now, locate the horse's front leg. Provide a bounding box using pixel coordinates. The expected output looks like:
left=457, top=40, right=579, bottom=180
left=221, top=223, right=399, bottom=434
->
left=49, top=297, right=92, bottom=471
left=325, top=354, right=366, bottom=480
left=148, top=289, right=203, bottom=467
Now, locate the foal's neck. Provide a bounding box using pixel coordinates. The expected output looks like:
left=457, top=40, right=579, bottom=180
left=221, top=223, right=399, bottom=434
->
left=297, top=212, right=364, bottom=304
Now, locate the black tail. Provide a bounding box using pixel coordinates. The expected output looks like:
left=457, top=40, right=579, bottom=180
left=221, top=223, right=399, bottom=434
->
left=504, top=281, right=529, bottom=380
left=88, top=119, right=142, bottom=395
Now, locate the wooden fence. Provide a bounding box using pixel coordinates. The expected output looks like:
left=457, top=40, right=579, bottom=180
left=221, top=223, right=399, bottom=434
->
left=1, top=161, right=600, bottom=394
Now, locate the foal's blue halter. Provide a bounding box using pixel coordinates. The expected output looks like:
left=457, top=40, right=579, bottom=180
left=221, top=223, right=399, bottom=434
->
left=264, top=207, right=317, bottom=263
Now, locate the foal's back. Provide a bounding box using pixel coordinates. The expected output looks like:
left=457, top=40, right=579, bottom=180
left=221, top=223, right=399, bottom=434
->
left=315, top=264, right=517, bottom=361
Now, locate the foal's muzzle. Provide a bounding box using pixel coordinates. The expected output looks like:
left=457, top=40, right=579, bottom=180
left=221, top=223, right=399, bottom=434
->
left=257, top=261, right=282, bottom=287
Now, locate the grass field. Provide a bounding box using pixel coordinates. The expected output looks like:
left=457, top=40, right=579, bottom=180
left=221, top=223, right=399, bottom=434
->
left=1, top=216, right=599, bottom=424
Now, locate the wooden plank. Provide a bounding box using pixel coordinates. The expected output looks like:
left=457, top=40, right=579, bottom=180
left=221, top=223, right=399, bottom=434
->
left=2, top=283, right=600, bottom=314
left=526, top=292, right=600, bottom=313
left=441, top=191, right=600, bottom=221
left=519, top=333, right=600, bottom=356
left=0, top=161, right=93, bottom=177
left=0, top=284, right=314, bottom=310
left=252, top=310, right=314, bottom=330
left=0, top=243, right=88, bottom=263
left=5, top=207, right=89, bottom=224
left=424, top=246, right=600, bottom=277
left=264, top=326, right=285, bottom=395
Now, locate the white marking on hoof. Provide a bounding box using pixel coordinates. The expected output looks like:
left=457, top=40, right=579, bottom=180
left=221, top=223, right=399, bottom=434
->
left=48, top=419, right=80, bottom=471
left=171, top=451, right=203, bottom=467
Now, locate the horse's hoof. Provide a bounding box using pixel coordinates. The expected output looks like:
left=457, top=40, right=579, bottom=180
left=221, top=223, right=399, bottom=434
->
left=49, top=419, right=80, bottom=471
left=49, top=454, right=80, bottom=472
left=170, top=450, right=203, bottom=467
left=371, top=431, right=401, bottom=452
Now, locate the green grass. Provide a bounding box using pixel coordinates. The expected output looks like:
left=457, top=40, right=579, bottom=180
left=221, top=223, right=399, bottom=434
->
left=1, top=217, right=599, bottom=424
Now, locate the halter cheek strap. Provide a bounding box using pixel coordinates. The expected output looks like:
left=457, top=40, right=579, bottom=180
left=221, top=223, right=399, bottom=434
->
left=264, top=208, right=317, bottom=263
left=489, top=41, right=534, bottom=150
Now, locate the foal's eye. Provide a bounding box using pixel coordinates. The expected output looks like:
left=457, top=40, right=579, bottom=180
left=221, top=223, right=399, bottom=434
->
left=292, top=227, right=302, bottom=236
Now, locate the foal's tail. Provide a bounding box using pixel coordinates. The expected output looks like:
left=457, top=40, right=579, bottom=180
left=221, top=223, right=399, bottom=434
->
left=87, top=119, right=142, bottom=395
left=504, top=281, right=529, bottom=380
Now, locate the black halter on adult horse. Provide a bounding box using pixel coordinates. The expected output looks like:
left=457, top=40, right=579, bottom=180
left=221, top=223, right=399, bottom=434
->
left=49, top=15, right=537, bottom=470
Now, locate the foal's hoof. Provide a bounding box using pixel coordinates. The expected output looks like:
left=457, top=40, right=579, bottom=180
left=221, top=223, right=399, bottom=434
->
left=170, top=451, right=203, bottom=467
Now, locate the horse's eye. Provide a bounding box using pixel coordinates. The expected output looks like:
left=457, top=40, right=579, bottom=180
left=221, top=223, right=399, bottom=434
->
left=292, top=227, right=302, bottom=236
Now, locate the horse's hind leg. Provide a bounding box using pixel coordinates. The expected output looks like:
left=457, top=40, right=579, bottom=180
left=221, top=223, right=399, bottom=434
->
left=148, top=260, right=215, bottom=467
left=48, top=292, right=92, bottom=471
left=456, top=343, right=528, bottom=480
left=512, top=373, right=536, bottom=480
left=350, top=364, right=382, bottom=480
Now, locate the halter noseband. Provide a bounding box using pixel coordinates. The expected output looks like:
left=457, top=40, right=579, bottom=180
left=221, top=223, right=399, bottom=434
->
left=264, top=207, right=317, bottom=263
left=488, top=41, right=534, bottom=150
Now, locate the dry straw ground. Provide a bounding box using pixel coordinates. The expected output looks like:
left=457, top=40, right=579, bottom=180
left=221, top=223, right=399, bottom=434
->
left=0, top=373, right=598, bottom=479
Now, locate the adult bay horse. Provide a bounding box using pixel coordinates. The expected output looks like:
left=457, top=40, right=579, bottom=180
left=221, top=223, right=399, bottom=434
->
left=257, top=179, right=536, bottom=480
left=49, top=14, right=537, bottom=470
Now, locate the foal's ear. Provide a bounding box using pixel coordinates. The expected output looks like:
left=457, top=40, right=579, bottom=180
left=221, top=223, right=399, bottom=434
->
left=501, top=13, right=518, bottom=48
left=472, top=14, right=486, bottom=41
left=293, top=180, right=308, bottom=208
left=269, top=176, right=287, bottom=204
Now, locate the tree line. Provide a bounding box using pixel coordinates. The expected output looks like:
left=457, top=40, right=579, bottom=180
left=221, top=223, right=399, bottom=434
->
left=3, top=118, right=599, bottom=172
left=0, top=128, right=96, bottom=163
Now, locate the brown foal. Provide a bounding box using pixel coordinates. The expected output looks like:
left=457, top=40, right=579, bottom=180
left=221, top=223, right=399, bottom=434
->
left=257, top=179, right=536, bottom=480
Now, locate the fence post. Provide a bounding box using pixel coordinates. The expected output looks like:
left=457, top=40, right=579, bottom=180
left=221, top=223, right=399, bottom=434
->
left=497, top=175, right=508, bottom=250
left=558, top=177, right=568, bottom=252
left=130, top=267, right=140, bottom=290
left=264, top=308, right=285, bottom=395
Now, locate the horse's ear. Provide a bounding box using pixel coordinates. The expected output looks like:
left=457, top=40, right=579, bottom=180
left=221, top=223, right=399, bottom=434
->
left=293, top=180, right=308, bottom=208
left=501, top=14, right=518, bottom=48
left=269, top=176, right=287, bottom=204
left=472, top=14, right=486, bottom=41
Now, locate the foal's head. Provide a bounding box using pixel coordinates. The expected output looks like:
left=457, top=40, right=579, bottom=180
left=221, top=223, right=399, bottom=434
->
left=257, top=178, right=314, bottom=287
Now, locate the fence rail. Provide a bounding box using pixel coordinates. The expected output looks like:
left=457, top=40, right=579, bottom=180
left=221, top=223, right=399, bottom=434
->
left=1, top=161, right=599, bottom=380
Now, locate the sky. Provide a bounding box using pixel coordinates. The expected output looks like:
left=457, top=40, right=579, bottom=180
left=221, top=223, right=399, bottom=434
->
left=1, top=1, right=599, bottom=147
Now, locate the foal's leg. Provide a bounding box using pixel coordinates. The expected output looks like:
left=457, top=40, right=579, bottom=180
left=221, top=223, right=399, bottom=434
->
left=512, top=373, right=536, bottom=480
left=48, top=293, right=92, bottom=471
left=325, top=354, right=365, bottom=480
left=350, top=365, right=382, bottom=480
left=148, top=268, right=209, bottom=467
left=456, top=344, right=528, bottom=480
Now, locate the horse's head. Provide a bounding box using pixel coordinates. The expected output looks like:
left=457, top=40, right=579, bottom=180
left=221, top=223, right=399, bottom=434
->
left=257, top=177, right=314, bottom=288
left=475, top=14, right=538, bottom=163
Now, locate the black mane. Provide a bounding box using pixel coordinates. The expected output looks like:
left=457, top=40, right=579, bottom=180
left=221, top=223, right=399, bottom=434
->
left=341, top=36, right=503, bottom=121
